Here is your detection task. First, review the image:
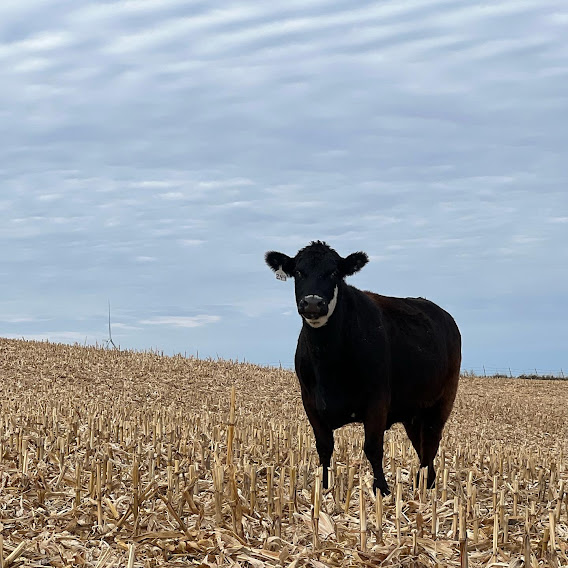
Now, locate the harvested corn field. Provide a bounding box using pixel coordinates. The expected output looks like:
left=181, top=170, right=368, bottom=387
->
left=0, top=337, right=567, bottom=567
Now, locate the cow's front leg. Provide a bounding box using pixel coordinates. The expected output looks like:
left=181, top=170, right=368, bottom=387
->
left=303, top=402, right=334, bottom=489
left=314, top=425, right=334, bottom=489
left=363, top=414, right=390, bottom=496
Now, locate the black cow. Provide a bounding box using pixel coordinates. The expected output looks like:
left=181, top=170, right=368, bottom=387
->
left=265, top=241, right=461, bottom=495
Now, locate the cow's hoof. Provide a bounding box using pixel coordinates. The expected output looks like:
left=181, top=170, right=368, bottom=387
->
left=373, top=482, right=391, bottom=497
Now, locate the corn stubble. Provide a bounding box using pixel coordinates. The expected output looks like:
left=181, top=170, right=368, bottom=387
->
left=0, top=338, right=567, bottom=567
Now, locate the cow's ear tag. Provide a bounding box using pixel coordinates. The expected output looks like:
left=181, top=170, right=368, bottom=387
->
left=275, top=266, right=287, bottom=281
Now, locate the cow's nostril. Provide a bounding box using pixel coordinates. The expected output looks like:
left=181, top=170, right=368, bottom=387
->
left=317, top=300, right=325, bottom=308
left=299, top=299, right=308, bottom=309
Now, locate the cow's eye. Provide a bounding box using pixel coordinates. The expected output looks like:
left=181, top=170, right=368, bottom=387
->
left=295, top=270, right=304, bottom=279
left=330, top=270, right=338, bottom=278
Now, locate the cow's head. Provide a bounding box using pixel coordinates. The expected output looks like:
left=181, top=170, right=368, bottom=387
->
left=265, top=241, right=368, bottom=328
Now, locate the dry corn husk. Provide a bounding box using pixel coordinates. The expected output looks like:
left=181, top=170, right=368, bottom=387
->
left=0, top=337, right=567, bottom=567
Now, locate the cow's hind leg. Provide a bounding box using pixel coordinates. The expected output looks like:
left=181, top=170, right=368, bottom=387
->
left=419, top=419, right=443, bottom=488
left=403, top=418, right=424, bottom=487
left=419, top=398, right=456, bottom=488
left=421, top=379, right=459, bottom=488
left=363, top=413, right=390, bottom=496
left=405, top=414, right=445, bottom=489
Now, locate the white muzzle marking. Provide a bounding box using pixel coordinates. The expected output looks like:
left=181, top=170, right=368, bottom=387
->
left=303, top=286, right=338, bottom=328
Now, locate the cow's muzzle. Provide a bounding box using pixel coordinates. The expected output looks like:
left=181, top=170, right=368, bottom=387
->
left=298, top=295, right=328, bottom=319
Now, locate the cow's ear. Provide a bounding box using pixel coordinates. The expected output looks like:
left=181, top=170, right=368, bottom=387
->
left=265, top=251, right=295, bottom=276
left=340, top=251, right=368, bottom=276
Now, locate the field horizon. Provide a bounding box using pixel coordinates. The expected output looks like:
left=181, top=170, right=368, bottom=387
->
left=0, top=337, right=566, bottom=567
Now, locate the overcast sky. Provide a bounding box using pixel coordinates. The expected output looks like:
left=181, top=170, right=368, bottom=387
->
left=1, top=0, right=567, bottom=375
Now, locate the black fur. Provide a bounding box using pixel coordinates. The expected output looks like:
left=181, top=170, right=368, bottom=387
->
left=265, top=241, right=461, bottom=495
